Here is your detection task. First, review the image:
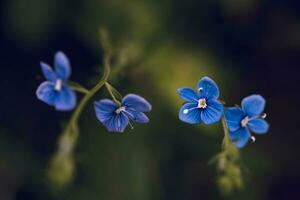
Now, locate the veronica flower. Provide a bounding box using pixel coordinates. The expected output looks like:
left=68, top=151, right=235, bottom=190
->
left=225, top=95, right=269, bottom=148
left=36, top=52, right=76, bottom=111
left=177, top=77, right=223, bottom=125
left=94, top=94, right=152, bottom=132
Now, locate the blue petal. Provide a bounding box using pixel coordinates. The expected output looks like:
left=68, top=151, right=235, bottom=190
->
left=229, top=128, right=250, bottom=148
left=197, top=76, right=220, bottom=100
left=102, top=113, right=129, bottom=133
left=54, top=51, right=71, bottom=80
left=94, top=100, right=129, bottom=132
left=177, top=88, right=199, bottom=102
left=122, top=94, right=152, bottom=112
left=54, top=86, right=76, bottom=111
left=94, top=99, right=118, bottom=122
left=40, top=62, right=57, bottom=81
left=241, top=95, right=265, bottom=118
left=224, top=107, right=245, bottom=132
left=200, top=99, right=223, bottom=124
left=248, top=118, right=269, bottom=134
left=125, top=109, right=150, bottom=123
left=36, top=81, right=57, bottom=106
left=179, top=103, right=202, bottom=124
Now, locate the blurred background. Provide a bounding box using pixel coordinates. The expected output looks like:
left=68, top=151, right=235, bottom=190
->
left=0, top=0, right=300, bottom=199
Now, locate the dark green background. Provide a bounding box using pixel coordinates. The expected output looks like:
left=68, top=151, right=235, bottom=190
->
left=0, top=0, right=299, bottom=199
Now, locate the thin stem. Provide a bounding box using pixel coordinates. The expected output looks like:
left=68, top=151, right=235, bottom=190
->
left=214, top=116, right=243, bottom=194
left=221, top=116, right=230, bottom=150
left=68, top=53, right=111, bottom=128
left=70, top=86, right=89, bottom=94
left=105, top=82, right=121, bottom=106
left=68, top=80, right=89, bottom=94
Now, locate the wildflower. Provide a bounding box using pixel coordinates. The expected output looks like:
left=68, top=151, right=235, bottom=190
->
left=177, top=76, right=223, bottom=125
left=36, top=51, right=76, bottom=111
left=94, top=94, right=152, bottom=132
left=225, top=95, right=269, bottom=148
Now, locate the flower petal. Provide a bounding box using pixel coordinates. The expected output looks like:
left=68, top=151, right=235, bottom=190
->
left=94, top=100, right=129, bottom=132
left=54, top=86, right=76, bottom=111
left=224, top=107, right=245, bottom=132
left=229, top=128, right=250, bottom=148
left=122, top=94, right=152, bottom=112
left=177, top=88, right=199, bottom=102
left=102, top=113, right=129, bottom=133
left=241, top=95, right=265, bottom=118
left=94, top=99, right=118, bottom=122
left=40, top=62, right=57, bottom=81
left=248, top=118, right=269, bottom=134
left=197, top=76, right=220, bottom=100
left=179, top=102, right=202, bottom=124
left=200, top=99, right=223, bottom=124
left=54, top=51, right=71, bottom=80
left=36, top=81, right=57, bottom=106
left=125, top=109, right=150, bottom=123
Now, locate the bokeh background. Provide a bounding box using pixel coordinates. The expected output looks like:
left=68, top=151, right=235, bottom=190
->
left=1, top=0, right=300, bottom=199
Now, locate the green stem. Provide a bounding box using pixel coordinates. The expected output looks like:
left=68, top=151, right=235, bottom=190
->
left=70, top=87, right=89, bottom=94
left=70, top=86, right=89, bottom=94
left=221, top=116, right=230, bottom=150
left=68, top=53, right=111, bottom=129
left=68, top=80, right=89, bottom=94
left=221, top=116, right=239, bottom=158
left=105, top=82, right=121, bottom=106
left=215, top=116, right=243, bottom=194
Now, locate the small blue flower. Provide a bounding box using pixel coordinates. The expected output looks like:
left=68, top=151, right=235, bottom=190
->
left=36, top=51, right=76, bottom=111
left=94, top=94, right=152, bottom=133
left=177, top=76, right=224, bottom=125
left=225, top=95, right=269, bottom=148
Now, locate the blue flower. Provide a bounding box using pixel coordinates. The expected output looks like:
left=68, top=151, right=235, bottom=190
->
left=94, top=94, right=152, bottom=132
left=177, top=77, right=224, bottom=125
left=36, top=51, right=76, bottom=111
left=225, top=95, right=269, bottom=148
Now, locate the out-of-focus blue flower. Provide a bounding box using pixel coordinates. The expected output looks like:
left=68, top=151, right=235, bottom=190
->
left=177, top=76, right=223, bottom=125
left=36, top=51, right=76, bottom=111
left=225, top=95, right=269, bottom=148
left=94, top=94, right=152, bottom=133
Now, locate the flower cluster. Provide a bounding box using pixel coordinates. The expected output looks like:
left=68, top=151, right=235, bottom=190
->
left=177, top=77, right=269, bottom=148
left=36, top=51, right=151, bottom=133
left=36, top=52, right=269, bottom=144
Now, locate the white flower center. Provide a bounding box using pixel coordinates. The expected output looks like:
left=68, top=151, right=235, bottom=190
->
left=241, top=116, right=249, bottom=127
left=182, top=97, right=207, bottom=115
left=55, top=79, right=63, bottom=91
left=197, top=98, right=207, bottom=109
left=115, top=106, right=126, bottom=114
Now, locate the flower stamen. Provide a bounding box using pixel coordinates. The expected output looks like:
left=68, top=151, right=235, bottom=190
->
left=55, top=79, right=63, bottom=91
left=128, top=121, right=134, bottom=130
left=183, top=106, right=199, bottom=114
left=251, top=136, right=256, bottom=142
left=198, top=98, right=207, bottom=109
left=261, top=113, right=267, bottom=119
left=241, top=116, right=249, bottom=127
left=115, top=106, right=126, bottom=114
